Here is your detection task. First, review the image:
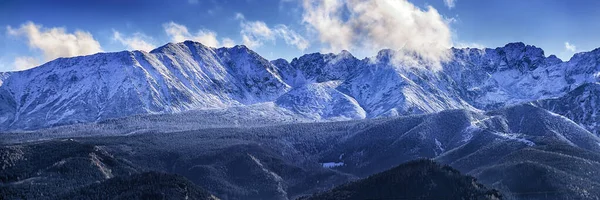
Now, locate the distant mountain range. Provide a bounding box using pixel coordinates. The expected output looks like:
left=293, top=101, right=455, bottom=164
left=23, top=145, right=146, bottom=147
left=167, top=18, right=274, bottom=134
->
left=0, top=41, right=598, bottom=134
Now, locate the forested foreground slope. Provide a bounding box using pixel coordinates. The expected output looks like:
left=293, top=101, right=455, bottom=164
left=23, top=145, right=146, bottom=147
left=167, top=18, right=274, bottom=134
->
left=2, top=103, right=600, bottom=199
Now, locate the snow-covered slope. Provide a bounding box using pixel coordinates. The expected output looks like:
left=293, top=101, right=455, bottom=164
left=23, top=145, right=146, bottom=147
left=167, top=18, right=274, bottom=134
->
left=337, top=49, right=474, bottom=117
left=275, top=81, right=366, bottom=120
left=442, top=43, right=569, bottom=109
left=277, top=50, right=360, bottom=87
left=0, top=41, right=289, bottom=130
left=1, top=41, right=599, bottom=131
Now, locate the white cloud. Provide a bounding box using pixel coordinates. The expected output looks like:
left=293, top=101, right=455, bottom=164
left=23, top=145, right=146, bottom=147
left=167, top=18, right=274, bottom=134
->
left=239, top=19, right=275, bottom=48
left=444, top=0, right=456, bottom=9
left=221, top=38, right=236, bottom=47
left=565, top=42, right=576, bottom=52
left=7, top=21, right=103, bottom=62
left=453, top=42, right=485, bottom=49
left=274, top=25, right=310, bottom=51
left=163, top=22, right=196, bottom=43
left=241, top=35, right=261, bottom=49
left=163, top=22, right=233, bottom=48
left=236, top=13, right=309, bottom=50
left=243, top=21, right=274, bottom=39
left=301, top=0, right=353, bottom=52
left=301, top=0, right=453, bottom=68
left=6, top=21, right=103, bottom=71
left=112, top=31, right=156, bottom=52
left=192, top=30, right=221, bottom=47
left=12, top=56, right=40, bottom=71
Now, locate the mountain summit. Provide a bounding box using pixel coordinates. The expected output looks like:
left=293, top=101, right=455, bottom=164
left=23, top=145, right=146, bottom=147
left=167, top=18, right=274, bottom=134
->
left=0, top=41, right=598, bottom=131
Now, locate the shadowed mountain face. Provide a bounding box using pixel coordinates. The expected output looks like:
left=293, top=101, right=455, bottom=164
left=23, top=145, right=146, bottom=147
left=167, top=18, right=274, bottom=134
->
left=300, top=159, right=502, bottom=200
left=1, top=42, right=599, bottom=132
left=2, top=103, right=600, bottom=200
left=0, top=140, right=139, bottom=199
left=61, top=172, right=219, bottom=200
left=534, top=82, right=600, bottom=135
left=0, top=140, right=218, bottom=200
left=0, top=137, right=356, bottom=200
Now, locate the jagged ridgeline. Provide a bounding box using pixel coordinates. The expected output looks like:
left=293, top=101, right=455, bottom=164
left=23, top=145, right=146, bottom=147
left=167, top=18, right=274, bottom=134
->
left=0, top=41, right=598, bottom=134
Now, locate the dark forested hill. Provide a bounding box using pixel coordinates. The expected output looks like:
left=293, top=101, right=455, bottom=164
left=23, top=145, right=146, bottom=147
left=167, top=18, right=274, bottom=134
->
left=2, top=104, right=600, bottom=200
left=61, top=171, right=218, bottom=200
left=300, top=159, right=502, bottom=200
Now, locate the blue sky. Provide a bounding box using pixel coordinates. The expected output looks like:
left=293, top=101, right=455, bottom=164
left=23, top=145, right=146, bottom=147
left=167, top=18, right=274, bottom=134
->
left=0, top=0, right=598, bottom=72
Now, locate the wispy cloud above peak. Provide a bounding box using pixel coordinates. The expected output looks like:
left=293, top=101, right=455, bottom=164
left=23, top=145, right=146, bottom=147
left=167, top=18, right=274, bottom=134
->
left=302, top=0, right=453, bottom=69
left=274, top=25, right=309, bottom=51
left=12, top=56, right=39, bottom=71
left=163, top=21, right=233, bottom=48
left=112, top=31, right=156, bottom=52
left=453, top=42, right=485, bottom=49
left=565, top=42, right=576, bottom=52
left=236, top=13, right=309, bottom=51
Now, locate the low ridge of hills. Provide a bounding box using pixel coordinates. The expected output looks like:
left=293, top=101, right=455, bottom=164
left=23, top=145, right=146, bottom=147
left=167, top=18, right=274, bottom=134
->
left=3, top=103, right=600, bottom=199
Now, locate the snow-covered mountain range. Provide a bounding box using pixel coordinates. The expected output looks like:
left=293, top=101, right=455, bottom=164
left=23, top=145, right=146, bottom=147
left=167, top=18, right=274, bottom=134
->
left=0, top=41, right=598, bottom=131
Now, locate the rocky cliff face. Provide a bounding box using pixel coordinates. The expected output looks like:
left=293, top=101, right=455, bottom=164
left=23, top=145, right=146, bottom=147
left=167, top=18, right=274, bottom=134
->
left=534, top=83, right=600, bottom=135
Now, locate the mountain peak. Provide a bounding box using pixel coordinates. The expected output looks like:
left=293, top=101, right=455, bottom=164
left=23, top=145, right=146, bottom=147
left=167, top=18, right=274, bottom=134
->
left=375, top=49, right=395, bottom=62
left=233, top=44, right=250, bottom=50
left=499, top=42, right=544, bottom=56
left=338, top=49, right=353, bottom=57
left=503, top=42, right=526, bottom=49
left=149, top=42, right=179, bottom=54
left=270, top=58, right=290, bottom=70
left=0, top=41, right=598, bottom=131
left=216, top=44, right=252, bottom=53
left=149, top=40, right=214, bottom=54
left=570, top=46, right=600, bottom=62
left=271, top=58, right=288, bottom=63
left=546, top=54, right=563, bottom=64
left=450, top=42, right=545, bottom=59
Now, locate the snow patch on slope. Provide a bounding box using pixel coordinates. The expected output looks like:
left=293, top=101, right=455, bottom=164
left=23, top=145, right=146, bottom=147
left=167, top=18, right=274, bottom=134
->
left=322, top=162, right=345, bottom=168
left=276, top=81, right=366, bottom=120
